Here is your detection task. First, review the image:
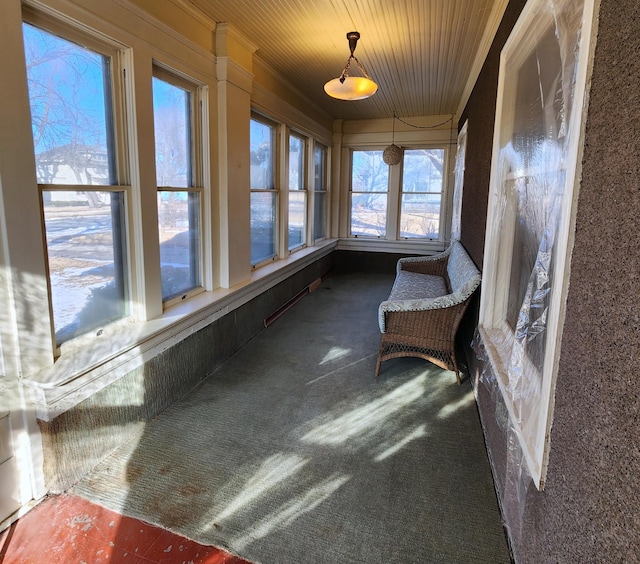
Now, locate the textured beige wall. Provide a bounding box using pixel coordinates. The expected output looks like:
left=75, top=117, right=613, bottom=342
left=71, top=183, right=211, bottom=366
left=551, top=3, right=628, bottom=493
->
left=519, top=1, right=640, bottom=561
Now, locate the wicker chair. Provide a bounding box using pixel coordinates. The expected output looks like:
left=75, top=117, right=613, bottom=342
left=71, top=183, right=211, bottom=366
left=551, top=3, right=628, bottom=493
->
left=375, top=241, right=481, bottom=383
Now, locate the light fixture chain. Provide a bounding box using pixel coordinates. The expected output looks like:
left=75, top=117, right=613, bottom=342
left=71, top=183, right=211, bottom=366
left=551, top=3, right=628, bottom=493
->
left=324, top=31, right=378, bottom=100
left=339, top=56, right=353, bottom=81
left=353, top=56, right=372, bottom=80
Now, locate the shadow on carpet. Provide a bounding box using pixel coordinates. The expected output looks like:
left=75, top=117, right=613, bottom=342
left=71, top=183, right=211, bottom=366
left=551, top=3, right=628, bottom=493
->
left=72, top=272, right=511, bottom=564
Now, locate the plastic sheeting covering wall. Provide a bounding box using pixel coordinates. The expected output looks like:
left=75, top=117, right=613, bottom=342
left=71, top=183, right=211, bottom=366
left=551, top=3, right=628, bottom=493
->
left=474, top=0, right=597, bottom=542
left=451, top=120, right=468, bottom=242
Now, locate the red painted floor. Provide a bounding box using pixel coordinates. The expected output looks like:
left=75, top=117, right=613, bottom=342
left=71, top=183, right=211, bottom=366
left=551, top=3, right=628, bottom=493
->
left=0, top=494, right=253, bottom=564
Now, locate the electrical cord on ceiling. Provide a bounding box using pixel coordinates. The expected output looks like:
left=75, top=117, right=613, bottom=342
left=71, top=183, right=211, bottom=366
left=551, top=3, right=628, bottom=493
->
left=393, top=111, right=454, bottom=130
left=384, top=111, right=457, bottom=165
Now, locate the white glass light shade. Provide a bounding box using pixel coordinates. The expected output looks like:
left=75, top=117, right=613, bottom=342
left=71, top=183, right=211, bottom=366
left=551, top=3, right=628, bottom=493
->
left=324, top=76, right=378, bottom=100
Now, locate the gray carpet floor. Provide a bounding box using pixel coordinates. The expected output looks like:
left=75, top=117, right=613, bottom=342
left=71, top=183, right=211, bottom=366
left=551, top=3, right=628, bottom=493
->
left=73, top=272, right=511, bottom=563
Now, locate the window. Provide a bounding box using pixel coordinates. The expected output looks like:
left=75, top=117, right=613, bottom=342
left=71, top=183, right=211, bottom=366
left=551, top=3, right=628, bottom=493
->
left=478, top=0, right=596, bottom=489
left=350, top=150, right=388, bottom=237
left=152, top=70, right=203, bottom=303
left=313, top=143, right=328, bottom=241
left=288, top=133, right=306, bottom=251
left=349, top=147, right=447, bottom=241
left=399, top=149, right=444, bottom=239
left=23, top=20, right=129, bottom=346
left=250, top=117, right=277, bottom=266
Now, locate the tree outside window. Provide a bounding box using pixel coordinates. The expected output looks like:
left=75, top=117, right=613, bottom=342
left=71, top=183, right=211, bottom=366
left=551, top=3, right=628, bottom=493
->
left=400, top=149, right=444, bottom=239
left=350, top=150, right=388, bottom=237
left=313, top=143, right=328, bottom=241
left=250, top=118, right=277, bottom=265
left=152, top=73, right=202, bottom=302
left=288, top=133, right=306, bottom=251
left=23, top=21, right=128, bottom=345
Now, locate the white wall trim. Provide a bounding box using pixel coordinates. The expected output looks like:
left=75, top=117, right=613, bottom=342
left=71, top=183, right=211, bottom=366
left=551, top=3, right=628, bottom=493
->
left=167, top=0, right=217, bottom=29
left=252, top=80, right=333, bottom=144
left=456, top=0, right=510, bottom=118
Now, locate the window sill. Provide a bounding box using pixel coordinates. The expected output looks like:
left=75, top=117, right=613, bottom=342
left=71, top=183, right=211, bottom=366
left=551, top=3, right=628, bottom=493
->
left=24, top=239, right=337, bottom=421
left=337, top=238, right=446, bottom=254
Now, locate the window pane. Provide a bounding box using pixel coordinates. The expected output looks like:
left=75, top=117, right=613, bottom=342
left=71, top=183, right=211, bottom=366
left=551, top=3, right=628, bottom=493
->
left=399, top=194, right=441, bottom=239
left=400, top=149, right=444, bottom=239
left=402, top=149, right=445, bottom=193
left=289, top=135, right=304, bottom=190
left=23, top=23, right=115, bottom=185
left=314, top=145, right=326, bottom=191
left=352, top=151, right=388, bottom=193
left=43, top=191, right=128, bottom=344
left=251, top=191, right=277, bottom=265
left=314, top=144, right=327, bottom=240
left=351, top=150, right=387, bottom=237
left=288, top=192, right=306, bottom=250
left=314, top=191, right=326, bottom=240
left=351, top=193, right=387, bottom=237
left=153, top=78, right=191, bottom=188
left=250, top=118, right=277, bottom=266
left=288, top=135, right=305, bottom=250
left=250, top=119, right=274, bottom=190
left=158, top=191, right=201, bottom=300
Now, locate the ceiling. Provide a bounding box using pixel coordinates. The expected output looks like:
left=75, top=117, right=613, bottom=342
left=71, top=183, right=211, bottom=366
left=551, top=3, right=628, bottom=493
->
left=183, top=0, right=507, bottom=121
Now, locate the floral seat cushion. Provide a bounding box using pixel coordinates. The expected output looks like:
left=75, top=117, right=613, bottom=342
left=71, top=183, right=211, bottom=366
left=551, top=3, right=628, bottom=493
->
left=388, top=271, right=449, bottom=301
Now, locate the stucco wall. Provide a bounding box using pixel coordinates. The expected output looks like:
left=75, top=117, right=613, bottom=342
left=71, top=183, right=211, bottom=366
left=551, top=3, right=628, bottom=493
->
left=462, top=0, right=640, bottom=561
left=517, top=1, right=640, bottom=561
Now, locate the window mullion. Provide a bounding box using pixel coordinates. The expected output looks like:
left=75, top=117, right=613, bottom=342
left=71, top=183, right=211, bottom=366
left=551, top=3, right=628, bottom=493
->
left=124, top=48, right=163, bottom=321
left=278, top=124, right=288, bottom=258
left=387, top=159, right=401, bottom=240
left=306, top=140, right=315, bottom=245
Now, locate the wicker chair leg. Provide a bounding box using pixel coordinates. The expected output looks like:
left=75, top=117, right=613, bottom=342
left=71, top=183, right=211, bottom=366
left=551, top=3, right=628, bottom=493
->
left=375, top=354, right=382, bottom=378
left=452, top=356, right=461, bottom=385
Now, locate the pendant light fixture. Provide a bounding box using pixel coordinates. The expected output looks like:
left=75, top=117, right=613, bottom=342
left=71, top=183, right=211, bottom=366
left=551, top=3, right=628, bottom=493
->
left=324, top=31, right=378, bottom=101
left=383, top=112, right=403, bottom=165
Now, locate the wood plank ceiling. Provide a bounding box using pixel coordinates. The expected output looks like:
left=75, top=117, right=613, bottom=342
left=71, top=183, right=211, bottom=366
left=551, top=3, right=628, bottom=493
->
left=183, top=0, right=507, bottom=121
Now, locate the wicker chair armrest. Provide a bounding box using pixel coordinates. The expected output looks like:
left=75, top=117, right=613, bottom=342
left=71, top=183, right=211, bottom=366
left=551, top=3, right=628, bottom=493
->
left=397, top=247, right=451, bottom=277
left=382, top=301, right=469, bottom=341
left=378, top=290, right=470, bottom=333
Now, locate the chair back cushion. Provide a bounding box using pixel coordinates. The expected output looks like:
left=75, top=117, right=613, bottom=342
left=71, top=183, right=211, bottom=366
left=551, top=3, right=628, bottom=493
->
left=447, top=241, right=481, bottom=295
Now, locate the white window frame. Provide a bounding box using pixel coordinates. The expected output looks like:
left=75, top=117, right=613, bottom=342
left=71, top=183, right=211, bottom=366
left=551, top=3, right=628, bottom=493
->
left=23, top=8, right=133, bottom=352
left=398, top=148, right=447, bottom=241
left=478, top=0, right=598, bottom=489
left=152, top=65, right=205, bottom=308
left=312, top=141, right=329, bottom=242
left=251, top=114, right=331, bottom=265
left=349, top=149, right=390, bottom=239
left=348, top=144, right=450, bottom=243
left=250, top=113, right=279, bottom=268
left=286, top=130, right=307, bottom=253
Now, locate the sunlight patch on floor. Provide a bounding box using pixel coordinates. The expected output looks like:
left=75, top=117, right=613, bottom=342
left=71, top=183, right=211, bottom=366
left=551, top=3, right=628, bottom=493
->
left=214, top=453, right=309, bottom=523
left=301, top=373, right=427, bottom=446
left=232, top=473, right=350, bottom=551
left=374, top=424, right=427, bottom=462
left=306, top=353, right=376, bottom=385
left=437, top=389, right=476, bottom=419
left=319, top=346, right=352, bottom=365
